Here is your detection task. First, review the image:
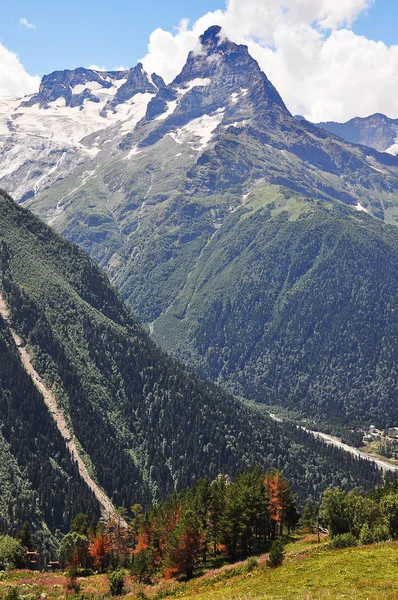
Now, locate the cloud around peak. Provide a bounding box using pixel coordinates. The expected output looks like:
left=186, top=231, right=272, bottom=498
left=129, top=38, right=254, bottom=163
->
left=140, top=0, right=398, bottom=123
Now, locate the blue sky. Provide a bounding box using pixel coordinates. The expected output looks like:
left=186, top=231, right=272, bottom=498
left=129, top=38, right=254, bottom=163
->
left=0, top=0, right=396, bottom=77
left=353, top=0, right=397, bottom=47
left=0, top=0, right=221, bottom=75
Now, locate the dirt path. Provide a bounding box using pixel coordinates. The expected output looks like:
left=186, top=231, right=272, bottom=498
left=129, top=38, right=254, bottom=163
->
left=0, top=292, right=116, bottom=517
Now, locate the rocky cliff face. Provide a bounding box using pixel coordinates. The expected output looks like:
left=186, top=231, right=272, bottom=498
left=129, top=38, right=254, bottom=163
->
left=0, top=65, right=160, bottom=202
left=314, top=113, right=398, bottom=155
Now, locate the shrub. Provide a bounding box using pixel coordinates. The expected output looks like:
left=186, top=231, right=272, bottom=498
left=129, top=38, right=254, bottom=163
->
left=359, top=523, right=373, bottom=545
left=4, top=588, right=20, bottom=600
left=328, top=533, right=358, bottom=549
left=245, top=556, right=259, bottom=572
left=65, top=565, right=81, bottom=594
left=372, top=524, right=390, bottom=543
left=266, top=539, right=285, bottom=568
left=109, top=569, right=126, bottom=596
left=0, top=536, right=25, bottom=570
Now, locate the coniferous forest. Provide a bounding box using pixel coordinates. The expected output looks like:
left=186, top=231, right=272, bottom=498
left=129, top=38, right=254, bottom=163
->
left=0, top=190, right=385, bottom=542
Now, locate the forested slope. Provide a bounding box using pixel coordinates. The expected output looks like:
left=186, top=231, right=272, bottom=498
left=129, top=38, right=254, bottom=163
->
left=153, top=186, right=398, bottom=426
left=0, top=190, right=385, bottom=528
left=0, top=314, right=100, bottom=535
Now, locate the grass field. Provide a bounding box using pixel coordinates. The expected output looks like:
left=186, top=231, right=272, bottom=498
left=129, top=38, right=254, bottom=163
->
left=1, top=536, right=398, bottom=599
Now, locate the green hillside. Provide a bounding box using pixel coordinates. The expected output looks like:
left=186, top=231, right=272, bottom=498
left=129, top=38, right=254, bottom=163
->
left=154, top=186, right=398, bottom=426
left=0, top=190, right=384, bottom=531
left=0, top=306, right=100, bottom=536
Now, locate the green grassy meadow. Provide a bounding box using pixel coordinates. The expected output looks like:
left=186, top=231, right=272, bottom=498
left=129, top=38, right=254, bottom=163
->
left=2, top=536, right=398, bottom=599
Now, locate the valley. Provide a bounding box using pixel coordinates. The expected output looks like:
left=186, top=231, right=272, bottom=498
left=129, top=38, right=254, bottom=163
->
left=3, top=26, right=395, bottom=430
left=1, top=19, right=398, bottom=599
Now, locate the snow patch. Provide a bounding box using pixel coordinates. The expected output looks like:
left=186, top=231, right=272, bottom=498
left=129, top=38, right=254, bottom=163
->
left=71, top=79, right=127, bottom=96
left=155, top=78, right=211, bottom=121
left=119, top=93, right=156, bottom=132
left=164, top=110, right=225, bottom=152
left=124, top=146, right=141, bottom=160
left=229, top=88, right=249, bottom=105
left=167, top=131, right=183, bottom=145
left=385, top=142, right=398, bottom=156
left=227, top=120, right=247, bottom=128
left=155, top=99, right=178, bottom=121
left=355, top=202, right=369, bottom=213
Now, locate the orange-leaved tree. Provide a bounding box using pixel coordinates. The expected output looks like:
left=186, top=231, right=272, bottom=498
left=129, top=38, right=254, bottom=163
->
left=264, top=470, right=292, bottom=537
left=88, top=526, right=111, bottom=572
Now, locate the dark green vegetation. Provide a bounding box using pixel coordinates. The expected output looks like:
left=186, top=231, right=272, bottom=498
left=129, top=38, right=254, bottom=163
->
left=0, top=190, right=385, bottom=535
left=0, top=288, right=100, bottom=536
left=28, top=28, right=398, bottom=426
left=154, top=189, right=398, bottom=426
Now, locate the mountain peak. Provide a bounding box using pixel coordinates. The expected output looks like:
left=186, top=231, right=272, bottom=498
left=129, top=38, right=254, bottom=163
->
left=199, top=25, right=223, bottom=46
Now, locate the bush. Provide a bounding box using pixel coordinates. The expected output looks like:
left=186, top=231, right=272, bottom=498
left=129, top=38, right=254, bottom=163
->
left=4, top=588, right=20, bottom=600
left=266, top=539, right=285, bottom=568
left=0, top=536, right=25, bottom=570
left=328, top=533, right=358, bottom=549
left=372, top=524, right=390, bottom=543
left=359, top=523, right=373, bottom=545
left=65, top=565, right=81, bottom=594
left=244, top=556, right=259, bottom=572
left=109, top=570, right=126, bottom=596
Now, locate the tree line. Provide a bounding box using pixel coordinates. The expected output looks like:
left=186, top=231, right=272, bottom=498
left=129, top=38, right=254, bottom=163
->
left=3, top=470, right=398, bottom=589
left=58, top=469, right=297, bottom=582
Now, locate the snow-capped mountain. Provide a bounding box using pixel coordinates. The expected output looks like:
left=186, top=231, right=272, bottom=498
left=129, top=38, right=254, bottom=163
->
left=26, top=25, right=398, bottom=307
left=0, top=64, right=161, bottom=201
left=3, top=25, right=398, bottom=429
left=314, top=113, right=398, bottom=156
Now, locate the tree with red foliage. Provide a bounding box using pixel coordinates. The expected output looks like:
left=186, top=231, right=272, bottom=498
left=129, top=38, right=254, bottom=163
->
left=164, top=509, right=201, bottom=580
left=106, top=508, right=131, bottom=569
left=88, top=526, right=111, bottom=572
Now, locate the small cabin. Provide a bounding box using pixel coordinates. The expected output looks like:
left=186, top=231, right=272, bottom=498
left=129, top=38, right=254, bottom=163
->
left=388, top=427, right=398, bottom=439
left=47, top=560, right=60, bottom=572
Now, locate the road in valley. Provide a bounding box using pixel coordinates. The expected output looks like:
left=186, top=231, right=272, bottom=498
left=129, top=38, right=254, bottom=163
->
left=268, top=412, right=398, bottom=473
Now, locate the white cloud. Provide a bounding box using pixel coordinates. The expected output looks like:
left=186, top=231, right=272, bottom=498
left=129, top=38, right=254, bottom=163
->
left=87, top=64, right=107, bottom=72
left=19, top=17, right=36, bottom=30
left=140, top=0, right=398, bottom=122
left=0, top=43, right=40, bottom=97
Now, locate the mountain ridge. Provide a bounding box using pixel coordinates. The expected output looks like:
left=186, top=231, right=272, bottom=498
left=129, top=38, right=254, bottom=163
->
left=3, top=26, right=398, bottom=428
left=314, top=113, right=398, bottom=155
